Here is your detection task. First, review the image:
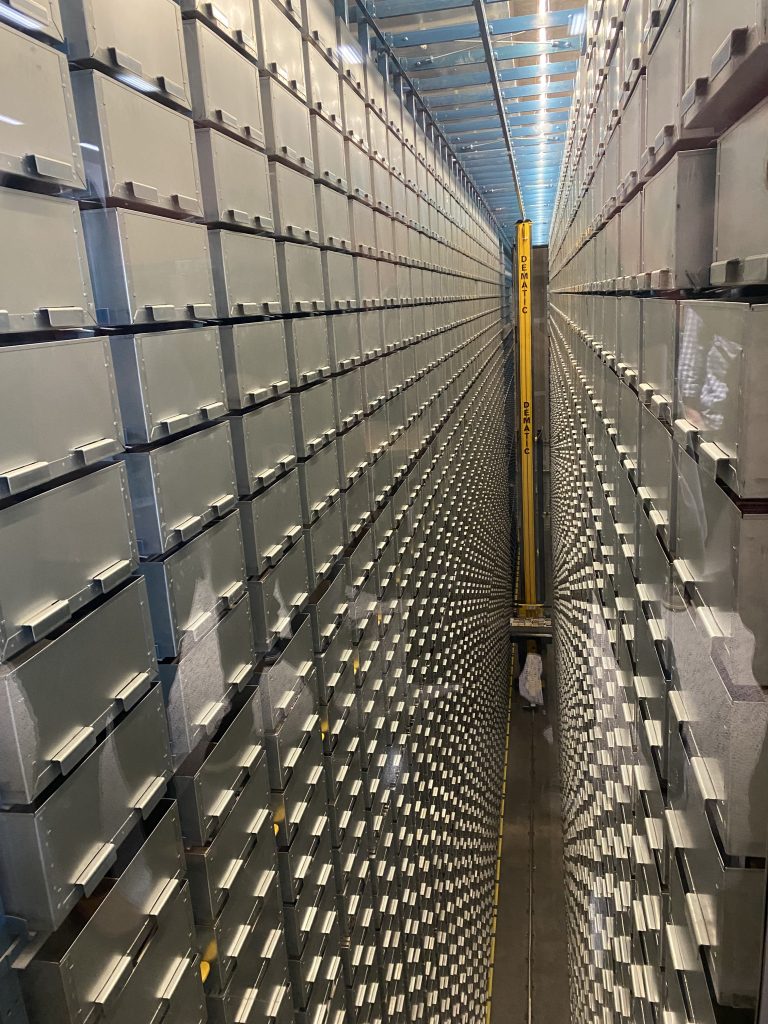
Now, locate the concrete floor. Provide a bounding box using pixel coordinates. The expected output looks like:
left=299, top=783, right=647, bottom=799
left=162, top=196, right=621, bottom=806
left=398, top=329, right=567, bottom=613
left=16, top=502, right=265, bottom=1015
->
left=490, top=679, right=570, bottom=1024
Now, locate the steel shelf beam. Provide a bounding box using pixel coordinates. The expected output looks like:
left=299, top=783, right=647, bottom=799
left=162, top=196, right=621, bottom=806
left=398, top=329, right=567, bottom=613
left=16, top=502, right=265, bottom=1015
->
left=413, top=59, right=579, bottom=93
left=400, top=36, right=580, bottom=71
left=386, top=8, right=581, bottom=47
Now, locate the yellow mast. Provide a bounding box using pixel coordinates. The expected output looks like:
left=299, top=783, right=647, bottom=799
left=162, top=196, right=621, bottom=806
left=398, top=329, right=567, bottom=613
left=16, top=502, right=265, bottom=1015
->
left=516, top=220, right=539, bottom=617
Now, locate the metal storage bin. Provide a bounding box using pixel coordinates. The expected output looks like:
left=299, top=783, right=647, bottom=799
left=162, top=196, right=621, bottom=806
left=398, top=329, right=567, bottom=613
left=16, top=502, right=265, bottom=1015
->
left=597, top=206, right=619, bottom=289
left=261, top=76, right=314, bottom=172
left=206, top=925, right=292, bottom=1024
left=220, top=320, right=290, bottom=411
left=376, top=258, right=397, bottom=305
left=711, top=95, right=768, bottom=285
left=264, top=682, right=318, bottom=796
left=346, top=139, right=372, bottom=204
left=297, top=441, right=340, bottom=526
left=248, top=539, right=311, bottom=651
left=638, top=405, right=675, bottom=542
left=61, top=0, right=190, bottom=109
left=0, top=336, right=122, bottom=497
left=282, top=852, right=335, bottom=958
left=104, top=892, right=200, bottom=1022
left=398, top=299, right=415, bottom=340
left=82, top=207, right=214, bottom=327
left=0, top=579, right=156, bottom=806
left=381, top=309, right=403, bottom=355
left=140, top=512, right=246, bottom=659
left=269, top=160, right=319, bottom=243
left=617, top=380, right=640, bottom=470
left=371, top=160, right=392, bottom=214
left=356, top=256, right=380, bottom=309
left=292, top=379, right=336, bottom=458
left=336, top=420, right=369, bottom=489
left=257, top=617, right=315, bottom=731
left=173, top=688, right=265, bottom=846
left=209, top=229, right=281, bottom=317
left=643, top=0, right=685, bottom=162
left=618, top=76, right=651, bottom=196
left=668, top=592, right=768, bottom=859
left=367, top=109, right=388, bottom=169
left=617, top=297, right=641, bottom=380
left=314, top=614, right=353, bottom=701
left=340, top=469, right=371, bottom=543
left=665, top=717, right=764, bottom=1006
left=256, top=0, right=306, bottom=99
left=110, top=327, right=226, bottom=446
left=184, top=767, right=272, bottom=921
left=374, top=210, right=395, bottom=261
left=382, top=348, right=405, bottom=396
left=184, top=19, right=263, bottom=146
left=363, top=52, right=386, bottom=119
left=0, top=188, right=96, bottom=333
left=308, top=567, right=348, bottom=652
left=230, top=396, right=296, bottom=496
left=239, top=469, right=303, bottom=576
left=306, top=41, right=342, bottom=125
left=0, top=0, right=63, bottom=41
left=322, top=252, right=357, bottom=311
left=333, top=366, right=365, bottom=431
left=0, top=22, right=83, bottom=188
left=618, top=74, right=643, bottom=192
left=328, top=313, right=361, bottom=371
left=674, top=302, right=768, bottom=497
left=269, top=742, right=323, bottom=858
left=391, top=173, right=406, bottom=220
left=276, top=241, right=326, bottom=312
left=311, top=113, right=347, bottom=192
left=673, top=448, right=768, bottom=674
left=196, top=128, right=273, bottom=231
left=188, top=802, right=278, bottom=995
left=640, top=298, right=677, bottom=411
left=350, top=197, right=376, bottom=255
left=73, top=70, right=201, bottom=215
left=0, top=464, right=138, bottom=663
left=284, top=315, right=331, bottom=386
left=0, top=686, right=171, bottom=931
left=123, top=422, right=237, bottom=556
left=194, top=820, right=276, bottom=996
left=369, top=447, right=393, bottom=506
left=316, top=183, right=352, bottom=250
left=641, top=150, right=716, bottom=290
left=19, top=803, right=200, bottom=1024
left=305, top=501, right=345, bottom=586
left=635, top=500, right=672, bottom=657
left=362, top=357, right=387, bottom=412
left=179, top=0, right=259, bottom=59
left=302, top=0, right=338, bottom=65
left=682, top=0, right=768, bottom=134
left=160, top=593, right=256, bottom=762
left=341, top=81, right=367, bottom=151
left=359, top=310, right=383, bottom=361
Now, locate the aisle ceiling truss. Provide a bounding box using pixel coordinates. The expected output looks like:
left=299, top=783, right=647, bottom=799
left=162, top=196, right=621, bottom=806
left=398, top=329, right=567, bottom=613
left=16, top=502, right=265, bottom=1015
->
left=358, top=0, right=585, bottom=245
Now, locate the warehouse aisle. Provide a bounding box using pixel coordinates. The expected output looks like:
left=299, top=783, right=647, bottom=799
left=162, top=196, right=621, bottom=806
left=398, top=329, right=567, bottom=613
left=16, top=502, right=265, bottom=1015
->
left=491, top=663, right=569, bottom=1024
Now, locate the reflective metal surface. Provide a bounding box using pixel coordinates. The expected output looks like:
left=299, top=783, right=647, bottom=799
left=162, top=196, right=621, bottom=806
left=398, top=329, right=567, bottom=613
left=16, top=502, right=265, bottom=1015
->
left=0, top=3, right=511, bottom=1022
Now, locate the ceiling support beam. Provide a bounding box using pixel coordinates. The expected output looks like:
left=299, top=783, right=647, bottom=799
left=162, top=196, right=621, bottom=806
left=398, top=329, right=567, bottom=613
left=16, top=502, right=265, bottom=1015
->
left=471, top=0, right=524, bottom=218
left=413, top=59, right=579, bottom=93
left=386, top=8, right=582, bottom=47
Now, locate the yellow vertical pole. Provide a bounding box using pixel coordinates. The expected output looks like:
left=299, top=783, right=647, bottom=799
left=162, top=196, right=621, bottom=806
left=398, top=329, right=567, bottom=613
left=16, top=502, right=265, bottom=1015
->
left=517, top=220, right=538, bottom=617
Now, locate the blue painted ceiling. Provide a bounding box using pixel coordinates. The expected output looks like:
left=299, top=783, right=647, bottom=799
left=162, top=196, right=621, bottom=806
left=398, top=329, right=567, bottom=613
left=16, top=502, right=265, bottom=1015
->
left=356, top=0, right=586, bottom=247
